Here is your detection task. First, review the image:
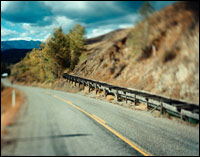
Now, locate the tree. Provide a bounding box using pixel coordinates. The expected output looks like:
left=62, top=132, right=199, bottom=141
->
left=11, top=24, right=86, bottom=82
left=46, top=27, right=71, bottom=77
left=138, top=1, right=155, bottom=47
left=68, top=24, right=86, bottom=70
left=139, top=1, right=154, bottom=20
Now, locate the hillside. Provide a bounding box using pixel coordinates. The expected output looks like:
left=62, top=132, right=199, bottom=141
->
left=1, top=40, right=41, bottom=51
left=72, top=1, right=199, bottom=104
left=1, top=49, right=32, bottom=65
left=85, top=29, right=126, bottom=45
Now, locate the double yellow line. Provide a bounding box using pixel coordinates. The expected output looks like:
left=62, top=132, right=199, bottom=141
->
left=45, top=92, right=152, bottom=156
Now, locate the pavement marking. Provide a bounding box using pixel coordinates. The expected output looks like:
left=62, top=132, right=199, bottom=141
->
left=45, top=92, right=152, bottom=156
left=92, top=114, right=106, bottom=124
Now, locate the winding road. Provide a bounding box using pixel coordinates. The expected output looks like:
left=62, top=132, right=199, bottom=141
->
left=1, top=79, right=199, bottom=156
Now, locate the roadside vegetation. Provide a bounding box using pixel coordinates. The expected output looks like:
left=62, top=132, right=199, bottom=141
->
left=127, top=1, right=155, bottom=59
left=11, top=24, right=86, bottom=83
left=1, top=84, right=25, bottom=144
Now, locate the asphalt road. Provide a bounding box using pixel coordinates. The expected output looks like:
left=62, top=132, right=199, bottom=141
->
left=1, top=79, right=199, bottom=156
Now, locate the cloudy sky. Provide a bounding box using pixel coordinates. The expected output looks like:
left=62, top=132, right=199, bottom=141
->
left=1, top=1, right=176, bottom=41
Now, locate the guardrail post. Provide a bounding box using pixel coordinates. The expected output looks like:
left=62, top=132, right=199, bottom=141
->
left=160, top=102, right=163, bottom=114
left=134, top=94, right=136, bottom=105
left=78, top=81, right=80, bottom=88
left=146, top=98, right=149, bottom=110
left=181, top=112, right=183, bottom=120
left=114, top=90, right=118, bottom=101
left=12, top=89, right=16, bottom=107
left=95, top=84, right=98, bottom=94
left=88, top=83, right=91, bottom=93
left=103, top=88, right=107, bottom=98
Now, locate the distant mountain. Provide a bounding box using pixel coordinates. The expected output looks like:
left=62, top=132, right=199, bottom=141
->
left=1, top=49, right=32, bottom=65
left=1, top=40, right=41, bottom=51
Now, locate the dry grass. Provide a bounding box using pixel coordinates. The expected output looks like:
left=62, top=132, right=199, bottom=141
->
left=72, top=2, right=199, bottom=104
left=1, top=87, right=26, bottom=144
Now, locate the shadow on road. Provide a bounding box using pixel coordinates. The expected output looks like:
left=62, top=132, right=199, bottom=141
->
left=2, top=133, right=91, bottom=146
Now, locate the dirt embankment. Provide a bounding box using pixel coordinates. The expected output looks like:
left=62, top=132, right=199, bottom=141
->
left=73, top=1, right=199, bottom=104
left=1, top=85, right=26, bottom=144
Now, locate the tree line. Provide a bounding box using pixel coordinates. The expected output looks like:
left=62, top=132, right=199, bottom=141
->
left=11, top=24, right=86, bottom=83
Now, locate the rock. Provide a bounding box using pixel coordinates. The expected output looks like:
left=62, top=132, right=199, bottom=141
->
left=134, top=103, right=147, bottom=111
left=106, top=95, right=115, bottom=102
left=127, top=100, right=133, bottom=106
left=84, top=86, right=89, bottom=94
left=100, top=91, right=106, bottom=97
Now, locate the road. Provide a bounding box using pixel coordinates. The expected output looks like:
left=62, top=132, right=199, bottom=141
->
left=1, top=79, right=199, bottom=156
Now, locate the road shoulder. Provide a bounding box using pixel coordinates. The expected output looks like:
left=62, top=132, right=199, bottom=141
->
left=1, top=85, right=26, bottom=146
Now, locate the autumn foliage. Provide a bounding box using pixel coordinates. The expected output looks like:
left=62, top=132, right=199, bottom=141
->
left=11, top=24, right=86, bottom=83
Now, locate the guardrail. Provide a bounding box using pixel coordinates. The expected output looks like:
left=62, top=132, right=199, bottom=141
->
left=62, top=73, right=199, bottom=122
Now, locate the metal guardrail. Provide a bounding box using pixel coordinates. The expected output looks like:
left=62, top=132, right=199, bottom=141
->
left=62, top=73, right=199, bottom=122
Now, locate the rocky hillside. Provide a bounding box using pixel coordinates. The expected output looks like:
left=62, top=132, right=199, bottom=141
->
left=72, top=1, right=199, bottom=104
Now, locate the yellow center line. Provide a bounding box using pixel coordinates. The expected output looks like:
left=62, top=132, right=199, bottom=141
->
left=45, top=92, right=152, bottom=156
left=45, top=92, right=52, bottom=95
left=92, top=114, right=106, bottom=124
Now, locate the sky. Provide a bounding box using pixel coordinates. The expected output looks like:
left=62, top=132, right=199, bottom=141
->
left=1, top=1, right=176, bottom=41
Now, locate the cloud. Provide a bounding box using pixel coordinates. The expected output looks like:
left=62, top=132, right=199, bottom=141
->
left=87, top=28, right=113, bottom=38
left=8, top=32, right=51, bottom=42
left=43, top=1, right=123, bottom=15
left=1, top=1, right=52, bottom=24
left=118, top=24, right=133, bottom=29
left=2, top=1, right=125, bottom=25
left=85, top=13, right=139, bottom=38
left=86, top=13, right=139, bottom=29
left=86, top=22, right=133, bottom=39
left=8, top=37, right=34, bottom=41
left=43, top=1, right=89, bottom=14
left=22, top=16, right=76, bottom=36
left=42, top=1, right=128, bottom=25
left=1, top=1, right=11, bottom=12
left=14, top=16, right=77, bottom=41
left=1, top=28, right=18, bottom=37
left=1, top=1, right=177, bottom=41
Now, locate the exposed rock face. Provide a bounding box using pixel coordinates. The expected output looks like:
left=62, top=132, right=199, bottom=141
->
left=73, top=1, right=199, bottom=104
